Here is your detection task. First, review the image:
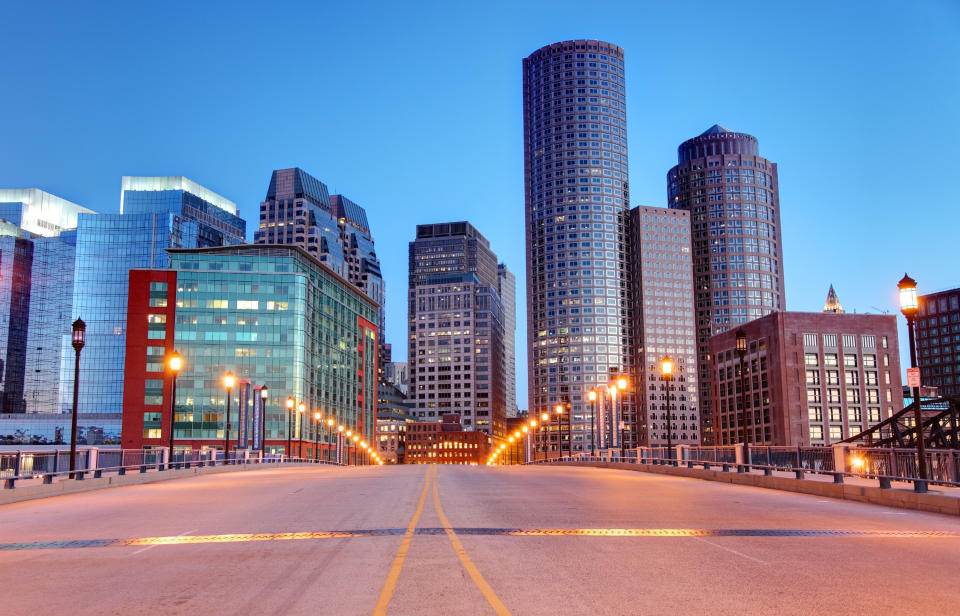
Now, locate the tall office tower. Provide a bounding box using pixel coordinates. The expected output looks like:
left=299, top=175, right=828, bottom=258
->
left=497, top=263, right=517, bottom=417
left=0, top=190, right=92, bottom=420
left=64, top=177, right=245, bottom=437
left=408, top=222, right=506, bottom=437
left=627, top=206, right=699, bottom=448
left=331, top=194, right=387, bottom=373
left=254, top=170, right=387, bottom=374
left=917, top=288, right=960, bottom=396
left=667, top=125, right=785, bottom=444
left=523, top=40, right=630, bottom=454
left=254, top=168, right=344, bottom=275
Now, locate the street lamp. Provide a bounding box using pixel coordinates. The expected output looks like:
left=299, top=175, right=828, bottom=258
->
left=588, top=390, right=597, bottom=456
left=337, top=424, right=344, bottom=464
left=899, top=273, right=928, bottom=490
left=286, top=397, right=295, bottom=455
left=617, top=377, right=628, bottom=458
left=555, top=401, right=571, bottom=458
left=69, top=318, right=85, bottom=479
left=260, top=386, right=269, bottom=456
left=313, top=412, right=321, bottom=460
left=223, top=372, right=235, bottom=464
left=736, top=327, right=750, bottom=470
left=352, top=434, right=359, bottom=465
left=659, top=357, right=676, bottom=466
left=540, top=412, right=549, bottom=460
left=297, top=403, right=305, bottom=458
left=167, top=351, right=182, bottom=469
left=326, top=418, right=334, bottom=462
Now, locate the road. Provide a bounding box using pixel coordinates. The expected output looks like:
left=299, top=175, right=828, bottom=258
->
left=2, top=464, right=960, bottom=615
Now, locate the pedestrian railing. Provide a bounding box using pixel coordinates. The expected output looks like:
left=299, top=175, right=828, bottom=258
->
left=0, top=448, right=343, bottom=490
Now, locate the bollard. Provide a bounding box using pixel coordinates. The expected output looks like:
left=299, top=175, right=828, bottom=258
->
left=763, top=467, right=772, bottom=477
left=794, top=469, right=805, bottom=479
left=832, top=472, right=844, bottom=484
left=118, top=467, right=126, bottom=476
left=878, top=476, right=892, bottom=489
left=94, top=469, right=102, bottom=479
left=913, top=479, right=928, bottom=494
left=687, top=461, right=694, bottom=469
left=703, top=463, right=711, bottom=471
left=76, top=471, right=84, bottom=481
left=721, top=463, right=730, bottom=472
left=14, top=451, right=22, bottom=478
left=139, top=465, right=147, bottom=474
left=43, top=474, right=54, bottom=484
left=3, top=478, right=14, bottom=489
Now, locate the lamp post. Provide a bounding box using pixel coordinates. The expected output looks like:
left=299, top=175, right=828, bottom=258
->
left=607, top=385, right=617, bottom=454
left=352, top=434, right=359, bottom=465
left=223, top=372, right=235, bottom=464
left=326, top=418, right=334, bottom=462
left=167, top=351, right=182, bottom=469
left=899, top=273, right=928, bottom=491
left=736, top=327, right=750, bottom=470
left=660, top=357, right=675, bottom=466
left=588, top=390, right=597, bottom=456
left=286, top=397, right=294, bottom=455
left=337, top=425, right=344, bottom=464
left=617, top=377, right=628, bottom=458
left=313, top=412, right=321, bottom=460
left=260, top=386, right=269, bottom=456
left=540, top=412, right=549, bottom=460
left=69, top=318, right=85, bottom=479
left=555, top=401, right=571, bottom=458
left=297, top=403, right=305, bottom=458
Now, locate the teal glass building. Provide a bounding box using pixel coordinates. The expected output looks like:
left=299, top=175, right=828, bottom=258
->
left=123, top=245, right=378, bottom=459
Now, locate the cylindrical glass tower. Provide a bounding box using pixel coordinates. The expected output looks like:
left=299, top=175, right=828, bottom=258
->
left=523, top=40, right=630, bottom=455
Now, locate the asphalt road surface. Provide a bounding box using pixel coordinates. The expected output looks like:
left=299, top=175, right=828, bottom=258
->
left=2, top=464, right=960, bottom=615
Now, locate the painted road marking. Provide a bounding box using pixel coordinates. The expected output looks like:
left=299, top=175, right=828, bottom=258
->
left=693, top=537, right=768, bottom=565
left=371, top=464, right=433, bottom=616
left=131, top=528, right=197, bottom=555
left=3, top=527, right=959, bottom=552
left=432, top=466, right=512, bottom=616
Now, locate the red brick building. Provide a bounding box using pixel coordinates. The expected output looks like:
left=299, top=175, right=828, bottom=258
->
left=709, top=311, right=903, bottom=446
left=405, top=414, right=491, bottom=464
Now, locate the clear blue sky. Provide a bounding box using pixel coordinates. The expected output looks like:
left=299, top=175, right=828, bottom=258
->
left=2, top=0, right=958, bottom=406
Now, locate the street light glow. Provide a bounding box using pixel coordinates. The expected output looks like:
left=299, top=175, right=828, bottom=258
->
left=617, top=377, right=627, bottom=390
left=169, top=352, right=182, bottom=373
left=660, top=356, right=674, bottom=376
left=588, top=390, right=597, bottom=401
left=224, top=372, right=235, bottom=389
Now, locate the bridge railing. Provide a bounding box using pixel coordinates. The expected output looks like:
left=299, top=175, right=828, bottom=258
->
left=530, top=445, right=958, bottom=494
left=1, top=449, right=343, bottom=489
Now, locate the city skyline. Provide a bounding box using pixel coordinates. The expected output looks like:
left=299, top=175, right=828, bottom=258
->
left=2, top=2, right=958, bottom=407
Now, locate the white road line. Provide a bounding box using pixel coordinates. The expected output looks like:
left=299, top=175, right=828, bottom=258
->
left=130, top=529, right=198, bottom=555
left=693, top=537, right=768, bottom=564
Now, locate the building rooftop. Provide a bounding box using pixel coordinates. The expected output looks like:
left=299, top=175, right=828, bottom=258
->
left=0, top=188, right=95, bottom=236
left=121, top=176, right=237, bottom=215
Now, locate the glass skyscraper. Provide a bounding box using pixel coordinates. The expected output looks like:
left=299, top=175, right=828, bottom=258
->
left=64, top=177, right=245, bottom=436
left=523, top=40, right=631, bottom=454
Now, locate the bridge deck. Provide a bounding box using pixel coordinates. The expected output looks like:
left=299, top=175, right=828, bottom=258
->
left=2, top=464, right=959, bottom=615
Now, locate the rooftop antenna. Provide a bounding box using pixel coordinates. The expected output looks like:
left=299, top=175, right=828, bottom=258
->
left=871, top=306, right=891, bottom=315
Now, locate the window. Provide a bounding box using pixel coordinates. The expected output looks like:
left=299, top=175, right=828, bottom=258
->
left=868, top=407, right=881, bottom=423
left=805, top=370, right=820, bottom=385
left=823, top=334, right=837, bottom=347
left=807, top=389, right=821, bottom=403
left=826, top=371, right=840, bottom=385
left=846, top=389, right=861, bottom=404
left=863, top=354, right=877, bottom=368
left=845, top=371, right=860, bottom=386
left=809, top=425, right=823, bottom=441
left=848, top=407, right=862, bottom=422
left=808, top=407, right=823, bottom=422
left=804, top=353, right=819, bottom=366
left=144, top=379, right=164, bottom=405
left=842, top=334, right=856, bottom=348
left=829, top=425, right=843, bottom=442
left=829, top=407, right=843, bottom=422
left=803, top=333, right=817, bottom=347
left=861, top=335, right=876, bottom=349
left=827, top=389, right=841, bottom=403
left=824, top=354, right=838, bottom=366
left=237, top=300, right=259, bottom=310
left=843, top=354, right=858, bottom=367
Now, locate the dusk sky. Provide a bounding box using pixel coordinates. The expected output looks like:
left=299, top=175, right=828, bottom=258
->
left=2, top=1, right=957, bottom=406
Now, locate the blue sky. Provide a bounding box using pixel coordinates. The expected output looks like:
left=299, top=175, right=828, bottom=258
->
left=2, top=1, right=958, bottom=406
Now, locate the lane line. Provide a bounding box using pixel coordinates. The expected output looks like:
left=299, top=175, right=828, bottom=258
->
left=432, top=466, right=512, bottom=616
left=693, top=537, right=768, bottom=565
left=130, top=528, right=197, bottom=555
left=371, top=465, right=433, bottom=616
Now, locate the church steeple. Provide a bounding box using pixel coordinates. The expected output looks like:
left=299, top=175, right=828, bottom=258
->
left=823, top=284, right=844, bottom=313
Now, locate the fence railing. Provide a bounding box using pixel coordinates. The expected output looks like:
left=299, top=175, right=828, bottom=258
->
left=1, top=448, right=344, bottom=489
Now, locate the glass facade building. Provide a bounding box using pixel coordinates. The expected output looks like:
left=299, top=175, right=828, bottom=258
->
left=122, top=245, right=378, bottom=459
left=523, top=40, right=631, bottom=454
left=64, top=177, right=245, bottom=437
left=668, top=126, right=785, bottom=444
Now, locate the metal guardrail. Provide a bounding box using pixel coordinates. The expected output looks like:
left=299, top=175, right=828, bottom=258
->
left=529, top=447, right=958, bottom=494
left=1, top=449, right=343, bottom=489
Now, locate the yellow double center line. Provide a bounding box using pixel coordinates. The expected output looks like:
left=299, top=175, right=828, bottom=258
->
left=372, top=465, right=511, bottom=616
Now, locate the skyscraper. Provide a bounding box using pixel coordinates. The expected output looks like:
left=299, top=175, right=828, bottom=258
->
left=497, top=263, right=517, bottom=417
left=407, top=222, right=506, bottom=437
left=254, top=169, right=387, bottom=374
left=523, top=40, right=630, bottom=454
left=65, top=177, right=245, bottom=434
left=668, top=126, right=785, bottom=444
left=628, top=206, right=699, bottom=448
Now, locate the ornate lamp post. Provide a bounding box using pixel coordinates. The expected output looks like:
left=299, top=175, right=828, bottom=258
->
left=617, top=376, right=628, bottom=458
left=660, top=357, right=676, bottom=466
left=259, top=386, right=269, bottom=456
left=69, top=318, right=85, bottom=479
left=736, top=327, right=750, bottom=470
left=337, top=425, right=344, bottom=464
left=313, top=411, right=321, bottom=460
left=554, top=401, right=571, bottom=458
left=167, top=351, right=182, bottom=469
left=540, top=412, right=549, bottom=460
left=899, top=273, right=928, bottom=491
left=223, top=372, right=235, bottom=464
left=285, top=397, right=294, bottom=455
left=326, top=418, right=334, bottom=462
left=297, top=403, right=305, bottom=458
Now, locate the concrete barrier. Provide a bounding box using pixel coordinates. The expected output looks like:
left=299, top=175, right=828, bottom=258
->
left=547, top=461, right=960, bottom=517
left=0, top=463, right=325, bottom=506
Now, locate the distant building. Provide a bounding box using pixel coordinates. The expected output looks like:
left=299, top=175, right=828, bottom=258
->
left=65, top=176, right=245, bottom=436
left=0, top=189, right=92, bottom=424
left=385, top=361, right=409, bottom=395
left=405, top=414, right=491, bottom=465
left=709, top=312, right=903, bottom=446
left=498, top=264, right=517, bottom=417
left=407, top=222, right=506, bottom=437
left=628, top=206, right=700, bottom=448
left=121, top=245, right=378, bottom=460
left=917, top=287, right=960, bottom=396
left=376, top=409, right=414, bottom=464
left=668, top=126, right=785, bottom=444
left=823, top=285, right=844, bottom=313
